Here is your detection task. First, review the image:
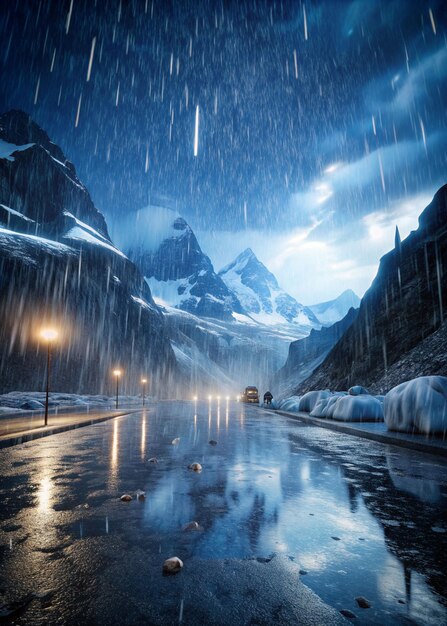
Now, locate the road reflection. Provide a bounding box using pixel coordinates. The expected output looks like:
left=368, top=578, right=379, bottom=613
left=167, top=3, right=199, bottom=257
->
left=0, top=401, right=445, bottom=626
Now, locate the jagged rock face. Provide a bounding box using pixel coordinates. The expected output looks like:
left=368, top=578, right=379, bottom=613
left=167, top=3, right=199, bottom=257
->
left=143, top=217, right=212, bottom=281
left=219, top=248, right=320, bottom=327
left=295, top=185, right=447, bottom=394
left=0, top=110, right=109, bottom=239
left=0, top=110, right=178, bottom=396
left=274, top=307, right=358, bottom=396
left=130, top=213, right=243, bottom=321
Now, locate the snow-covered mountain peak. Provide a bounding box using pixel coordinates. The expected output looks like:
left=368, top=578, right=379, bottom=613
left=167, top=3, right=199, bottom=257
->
left=219, top=249, right=319, bottom=329
left=308, top=289, right=361, bottom=327
left=234, top=247, right=256, bottom=265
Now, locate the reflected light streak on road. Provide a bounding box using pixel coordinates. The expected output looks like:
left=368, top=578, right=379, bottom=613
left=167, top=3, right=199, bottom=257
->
left=38, top=475, right=52, bottom=513
left=141, top=414, right=146, bottom=459
left=109, top=418, right=119, bottom=488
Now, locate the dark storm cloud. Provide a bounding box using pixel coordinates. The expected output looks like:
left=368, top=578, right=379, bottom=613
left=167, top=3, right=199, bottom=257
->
left=0, top=0, right=446, bottom=299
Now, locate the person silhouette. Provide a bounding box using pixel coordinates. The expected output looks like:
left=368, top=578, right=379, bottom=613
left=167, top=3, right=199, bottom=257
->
left=264, top=391, right=273, bottom=405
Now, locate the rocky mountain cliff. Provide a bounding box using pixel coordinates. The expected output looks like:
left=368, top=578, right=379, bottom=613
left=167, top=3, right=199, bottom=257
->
left=0, top=111, right=177, bottom=396
left=274, top=307, right=358, bottom=397
left=294, top=185, right=447, bottom=394
left=0, top=110, right=109, bottom=239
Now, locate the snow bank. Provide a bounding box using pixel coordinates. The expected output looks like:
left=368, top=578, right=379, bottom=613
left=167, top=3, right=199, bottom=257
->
left=310, top=394, right=384, bottom=421
left=298, top=390, right=331, bottom=413
left=273, top=389, right=384, bottom=422
left=327, top=395, right=383, bottom=422
left=310, top=395, right=340, bottom=418
left=0, top=392, right=148, bottom=413
left=384, top=376, right=447, bottom=435
left=276, top=396, right=301, bottom=412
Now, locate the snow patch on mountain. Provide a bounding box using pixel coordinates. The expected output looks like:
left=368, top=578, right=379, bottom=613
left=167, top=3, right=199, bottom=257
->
left=146, top=277, right=196, bottom=309
left=0, top=227, right=75, bottom=260
left=64, top=222, right=127, bottom=258
left=0, top=139, right=34, bottom=161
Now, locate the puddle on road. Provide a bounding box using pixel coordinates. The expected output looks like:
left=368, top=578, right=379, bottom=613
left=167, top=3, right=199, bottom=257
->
left=0, top=401, right=446, bottom=625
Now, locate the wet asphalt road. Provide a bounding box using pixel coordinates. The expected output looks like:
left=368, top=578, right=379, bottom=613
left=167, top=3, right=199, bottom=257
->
left=0, top=401, right=446, bottom=625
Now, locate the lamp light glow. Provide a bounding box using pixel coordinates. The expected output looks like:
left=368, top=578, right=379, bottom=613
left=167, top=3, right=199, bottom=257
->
left=40, top=328, right=58, bottom=341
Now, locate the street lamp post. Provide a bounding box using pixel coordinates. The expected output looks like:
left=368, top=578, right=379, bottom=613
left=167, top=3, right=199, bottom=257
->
left=141, top=378, right=147, bottom=406
left=40, top=328, right=58, bottom=427
left=113, top=369, right=122, bottom=409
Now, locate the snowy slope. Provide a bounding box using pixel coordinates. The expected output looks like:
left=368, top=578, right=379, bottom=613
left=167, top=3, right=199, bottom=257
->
left=219, top=248, right=320, bottom=329
left=308, top=289, right=360, bottom=326
left=62, top=212, right=127, bottom=258
left=159, top=303, right=308, bottom=394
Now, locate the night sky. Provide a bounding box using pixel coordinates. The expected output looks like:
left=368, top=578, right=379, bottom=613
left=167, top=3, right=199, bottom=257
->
left=1, top=0, right=446, bottom=301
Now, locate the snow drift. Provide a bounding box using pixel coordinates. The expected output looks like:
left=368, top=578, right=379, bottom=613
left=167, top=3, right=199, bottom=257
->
left=384, top=376, right=447, bottom=435
left=298, top=390, right=331, bottom=413
left=310, top=394, right=384, bottom=422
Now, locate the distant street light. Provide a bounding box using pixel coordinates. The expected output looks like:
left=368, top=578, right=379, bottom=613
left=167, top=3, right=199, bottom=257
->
left=141, top=378, right=147, bottom=406
left=113, top=369, right=122, bottom=409
left=40, top=328, right=58, bottom=427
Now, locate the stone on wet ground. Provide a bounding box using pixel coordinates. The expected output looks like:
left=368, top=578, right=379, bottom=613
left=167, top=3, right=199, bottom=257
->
left=188, top=462, right=202, bottom=472
left=355, top=596, right=372, bottom=608
left=120, top=494, right=132, bottom=502
left=162, top=556, right=183, bottom=574
left=182, top=521, right=202, bottom=531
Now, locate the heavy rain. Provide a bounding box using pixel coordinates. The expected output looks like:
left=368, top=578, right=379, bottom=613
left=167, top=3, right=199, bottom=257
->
left=0, top=1, right=446, bottom=624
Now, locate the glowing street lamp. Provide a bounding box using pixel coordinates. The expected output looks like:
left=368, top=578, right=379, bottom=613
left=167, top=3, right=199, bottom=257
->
left=40, top=328, right=58, bottom=427
left=141, top=378, right=147, bottom=406
left=113, top=369, right=122, bottom=409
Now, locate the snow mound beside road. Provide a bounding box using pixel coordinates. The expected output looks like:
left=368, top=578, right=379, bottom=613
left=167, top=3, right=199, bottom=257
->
left=326, top=394, right=383, bottom=422
left=298, top=390, right=331, bottom=413
left=384, top=376, right=447, bottom=435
